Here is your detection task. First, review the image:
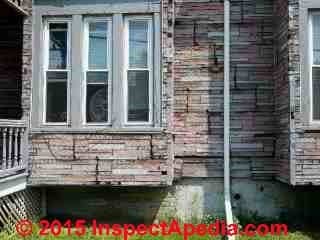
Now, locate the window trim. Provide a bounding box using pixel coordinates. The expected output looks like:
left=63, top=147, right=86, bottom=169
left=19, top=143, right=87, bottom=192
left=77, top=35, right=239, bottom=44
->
left=32, top=11, right=161, bottom=132
left=123, top=16, right=154, bottom=126
left=42, top=18, right=72, bottom=126
left=82, top=17, right=112, bottom=126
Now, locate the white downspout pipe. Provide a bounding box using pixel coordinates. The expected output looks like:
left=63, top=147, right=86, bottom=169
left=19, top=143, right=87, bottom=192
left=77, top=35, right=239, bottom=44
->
left=224, top=1, right=235, bottom=240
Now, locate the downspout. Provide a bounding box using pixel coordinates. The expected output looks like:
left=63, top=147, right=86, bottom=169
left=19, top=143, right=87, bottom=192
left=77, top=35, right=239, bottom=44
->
left=224, top=1, right=235, bottom=239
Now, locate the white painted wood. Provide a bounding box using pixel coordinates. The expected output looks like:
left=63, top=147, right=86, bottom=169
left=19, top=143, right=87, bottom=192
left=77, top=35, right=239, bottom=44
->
left=2, top=128, right=7, bottom=170
left=42, top=18, right=72, bottom=125
left=14, top=128, right=19, bottom=167
left=0, top=174, right=27, bottom=198
left=123, top=16, right=154, bottom=126
left=7, top=128, right=13, bottom=169
left=224, top=1, right=235, bottom=240
left=82, top=17, right=112, bottom=126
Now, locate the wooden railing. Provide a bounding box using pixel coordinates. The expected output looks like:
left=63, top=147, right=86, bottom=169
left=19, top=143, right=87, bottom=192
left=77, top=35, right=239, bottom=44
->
left=7, top=0, right=23, bottom=7
left=0, top=120, right=28, bottom=178
left=3, top=0, right=28, bottom=16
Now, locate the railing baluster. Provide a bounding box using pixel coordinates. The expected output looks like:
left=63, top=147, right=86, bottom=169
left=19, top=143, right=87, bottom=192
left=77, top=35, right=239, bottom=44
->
left=2, top=128, right=7, bottom=170
left=20, top=128, right=25, bottom=168
left=14, top=128, right=19, bottom=167
left=7, top=128, right=13, bottom=169
left=0, top=120, right=27, bottom=177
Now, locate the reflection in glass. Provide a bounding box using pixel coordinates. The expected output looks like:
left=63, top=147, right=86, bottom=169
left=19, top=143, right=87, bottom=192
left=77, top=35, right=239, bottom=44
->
left=49, top=23, right=68, bottom=69
left=127, top=70, right=149, bottom=122
left=46, top=71, right=68, bottom=122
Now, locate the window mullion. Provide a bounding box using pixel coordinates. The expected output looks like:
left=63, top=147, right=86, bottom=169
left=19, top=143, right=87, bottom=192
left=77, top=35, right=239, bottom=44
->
left=70, top=14, right=83, bottom=128
left=112, top=14, right=124, bottom=128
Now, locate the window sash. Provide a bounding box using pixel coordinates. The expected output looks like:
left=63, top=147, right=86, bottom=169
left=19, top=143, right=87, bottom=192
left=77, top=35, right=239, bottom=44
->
left=43, top=19, right=71, bottom=125
left=124, top=16, right=153, bottom=125
left=83, top=18, right=112, bottom=125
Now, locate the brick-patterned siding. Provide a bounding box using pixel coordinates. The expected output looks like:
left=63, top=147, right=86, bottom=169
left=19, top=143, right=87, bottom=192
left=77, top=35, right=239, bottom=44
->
left=174, top=0, right=277, bottom=180
left=0, top=2, right=24, bottom=119
left=274, top=0, right=290, bottom=184
left=21, top=0, right=32, bottom=120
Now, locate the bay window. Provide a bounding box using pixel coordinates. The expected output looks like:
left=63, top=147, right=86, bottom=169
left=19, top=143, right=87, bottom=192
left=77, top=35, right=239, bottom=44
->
left=35, top=14, right=160, bottom=131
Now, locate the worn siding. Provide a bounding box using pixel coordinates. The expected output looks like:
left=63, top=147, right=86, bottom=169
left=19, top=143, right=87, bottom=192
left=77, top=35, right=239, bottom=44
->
left=174, top=0, right=277, bottom=180
left=274, top=0, right=290, bottom=184
left=29, top=0, right=175, bottom=186
left=289, top=0, right=320, bottom=185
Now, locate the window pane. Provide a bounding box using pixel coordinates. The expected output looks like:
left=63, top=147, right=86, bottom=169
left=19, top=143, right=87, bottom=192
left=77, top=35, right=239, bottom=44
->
left=313, top=68, right=320, bottom=120
left=89, top=22, right=109, bottom=69
left=46, top=71, right=68, bottom=122
left=86, top=72, right=108, bottom=123
left=129, top=21, right=149, bottom=68
left=49, top=23, right=68, bottom=69
left=127, top=70, right=149, bottom=122
left=313, top=15, right=320, bottom=65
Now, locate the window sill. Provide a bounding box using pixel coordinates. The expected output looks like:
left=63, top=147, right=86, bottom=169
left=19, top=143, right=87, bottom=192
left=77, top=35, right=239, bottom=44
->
left=299, top=124, right=320, bottom=132
left=30, top=127, right=164, bottom=135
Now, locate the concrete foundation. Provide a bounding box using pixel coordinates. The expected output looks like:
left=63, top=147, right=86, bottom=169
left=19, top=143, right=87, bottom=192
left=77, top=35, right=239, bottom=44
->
left=45, top=178, right=314, bottom=224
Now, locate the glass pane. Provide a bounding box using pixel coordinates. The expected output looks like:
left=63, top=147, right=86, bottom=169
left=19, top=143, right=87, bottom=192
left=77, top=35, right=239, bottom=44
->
left=127, top=70, right=149, bottom=122
left=129, top=21, right=149, bottom=68
left=313, top=15, right=320, bottom=65
left=89, top=22, right=109, bottom=69
left=313, top=67, right=320, bottom=120
left=86, top=72, right=108, bottom=123
left=87, top=71, right=108, bottom=84
left=46, top=71, right=68, bottom=122
left=49, top=23, right=68, bottom=69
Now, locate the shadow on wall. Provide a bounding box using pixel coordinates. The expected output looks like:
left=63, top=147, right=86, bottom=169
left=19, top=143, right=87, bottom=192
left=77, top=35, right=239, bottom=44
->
left=0, top=1, right=23, bottom=119
left=47, top=187, right=172, bottom=224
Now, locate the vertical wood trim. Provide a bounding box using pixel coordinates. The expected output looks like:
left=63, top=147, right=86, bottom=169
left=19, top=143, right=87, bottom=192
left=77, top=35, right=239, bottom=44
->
left=154, top=13, right=161, bottom=127
left=31, top=9, right=43, bottom=128
left=112, top=14, right=124, bottom=128
left=71, top=15, right=83, bottom=128
left=22, top=127, right=28, bottom=169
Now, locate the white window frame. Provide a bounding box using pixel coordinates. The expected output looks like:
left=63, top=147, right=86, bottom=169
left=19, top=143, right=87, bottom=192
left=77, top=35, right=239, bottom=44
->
left=123, top=16, right=154, bottom=126
left=82, top=17, right=112, bottom=126
left=42, top=18, right=72, bottom=125
left=309, top=11, right=320, bottom=123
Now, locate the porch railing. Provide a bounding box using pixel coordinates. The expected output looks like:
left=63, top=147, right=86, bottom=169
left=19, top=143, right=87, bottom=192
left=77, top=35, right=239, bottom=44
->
left=0, top=120, right=28, bottom=178
left=8, top=0, right=23, bottom=7
left=3, top=0, right=28, bottom=15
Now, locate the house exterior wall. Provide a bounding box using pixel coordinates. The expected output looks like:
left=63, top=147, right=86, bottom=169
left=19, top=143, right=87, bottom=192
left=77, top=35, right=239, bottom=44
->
left=23, top=0, right=320, bottom=222
left=29, top=0, right=175, bottom=186
left=290, top=0, right=320, bottom=186
left=174, top=0, right=276, bottom=180
left=273, top=0, right=291, bottom=184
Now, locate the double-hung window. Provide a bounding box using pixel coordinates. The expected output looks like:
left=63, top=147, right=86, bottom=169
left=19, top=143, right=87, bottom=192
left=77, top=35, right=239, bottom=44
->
left=83, top=18, right=112, bottom=124
left=310, top=12, right=320, bottom=121
left=43, top=20, right=71, bottom=124
left=36, top=14, right=160, bottom=131
left=124, top=17, right=153, bottom=124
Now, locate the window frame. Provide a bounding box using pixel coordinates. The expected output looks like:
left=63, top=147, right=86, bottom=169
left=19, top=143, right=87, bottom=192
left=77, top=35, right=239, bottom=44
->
left=42, top=18, right=72, bottom=126
left=309, top=11, right=320, bottom=123
left=82, top=17, right=112, bottom=126
left=123, top=16, right=154, bottom=126
left=32, top=11, right=161, bottom=132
